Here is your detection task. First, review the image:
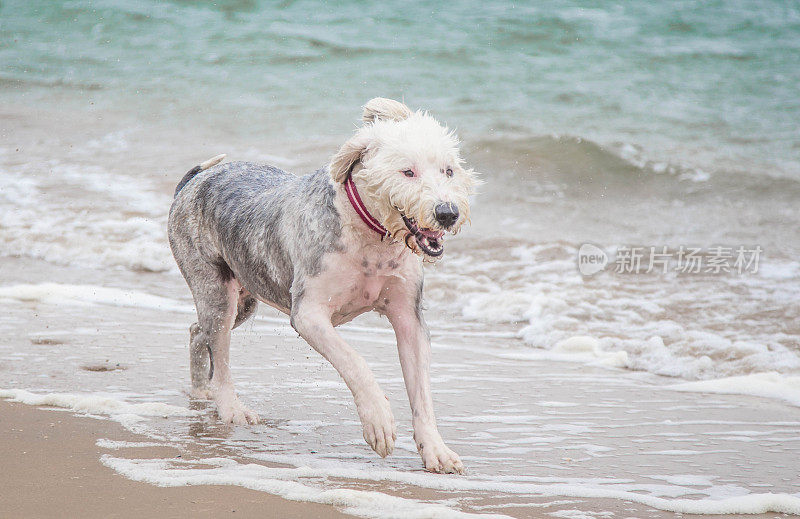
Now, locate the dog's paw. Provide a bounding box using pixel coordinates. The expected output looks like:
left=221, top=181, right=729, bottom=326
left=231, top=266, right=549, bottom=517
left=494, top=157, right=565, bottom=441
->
left=217, top=400, right=259, bottom=425
left=358, top=396, right=396, bottom=458
left=417, top=436, right=464, bottom=474
left=215, top=393, right=259, bottom=425
left=189, top=387, right=213, bottom=400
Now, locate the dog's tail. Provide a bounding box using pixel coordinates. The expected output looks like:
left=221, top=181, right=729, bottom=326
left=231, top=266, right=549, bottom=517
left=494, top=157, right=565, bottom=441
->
left=173, top=154, right=227, bottom=197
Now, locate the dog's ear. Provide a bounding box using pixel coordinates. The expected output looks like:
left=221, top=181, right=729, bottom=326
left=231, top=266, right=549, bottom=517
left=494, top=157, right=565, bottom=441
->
left=329, top=98, right=410, bottom=183
left=362, top=97, right=412, bottom=123
left=329, top=131, right=371, bottom=183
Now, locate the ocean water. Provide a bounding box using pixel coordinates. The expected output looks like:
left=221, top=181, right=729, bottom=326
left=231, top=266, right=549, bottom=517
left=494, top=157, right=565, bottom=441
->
left=2, top=1, right=800, bottom=516
left=2, top=0, right=798, bottom=381
left=3, top=0, right=800, bottom=177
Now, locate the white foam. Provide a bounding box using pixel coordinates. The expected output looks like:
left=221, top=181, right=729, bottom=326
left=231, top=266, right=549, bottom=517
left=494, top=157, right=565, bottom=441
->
left=668, top=372, right=800, bottom=408
left=0, top=162, right=175, bottom=272
left=496, top=336, right=628, bottom=369
left=104, top=453, right=800, bottom=516
left=96, top=439, right=165, bottom=449
left=434, top=243, right=800, bottom=382
left=549, top=511, right=614, bottom=519
left=0, top=388, right=199, bottom=418
left=461, top=290, right=532, bottom=323
left=0, top=283, right=191, bottom=313
left=101, top=456, right=510, bottom=519
left=551, top=336, right=629, bottom=368
left=649, top=474, right=716, bottom=487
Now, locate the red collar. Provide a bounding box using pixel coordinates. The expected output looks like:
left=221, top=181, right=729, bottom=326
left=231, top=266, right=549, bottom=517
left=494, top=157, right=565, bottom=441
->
left=344, top=174, right=388, bottom=239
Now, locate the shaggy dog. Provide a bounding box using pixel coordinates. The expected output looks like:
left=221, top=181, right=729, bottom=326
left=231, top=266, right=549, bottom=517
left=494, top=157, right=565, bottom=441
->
left=168, top=98, right=478, bottom=473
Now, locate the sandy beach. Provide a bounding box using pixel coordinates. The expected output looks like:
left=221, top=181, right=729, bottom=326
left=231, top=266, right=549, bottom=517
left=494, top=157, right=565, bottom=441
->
left=0, top=400, right=351, bottom=519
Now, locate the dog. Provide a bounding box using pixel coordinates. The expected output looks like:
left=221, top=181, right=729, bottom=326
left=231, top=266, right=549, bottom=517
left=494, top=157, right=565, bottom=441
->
left=168, top=98, right=478, bottom=474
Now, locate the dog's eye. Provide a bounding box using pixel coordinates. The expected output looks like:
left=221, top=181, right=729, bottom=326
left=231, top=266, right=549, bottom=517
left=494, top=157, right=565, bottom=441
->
left=445, top=168, right=454, bottom=177
left=402, top=169, right=415, bottom=178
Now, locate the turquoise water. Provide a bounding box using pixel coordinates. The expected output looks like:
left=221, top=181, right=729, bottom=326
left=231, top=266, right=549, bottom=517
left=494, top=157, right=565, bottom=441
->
left=3, top=0, right=800, bottom=177
left=1, top=0, right=798, bottom=383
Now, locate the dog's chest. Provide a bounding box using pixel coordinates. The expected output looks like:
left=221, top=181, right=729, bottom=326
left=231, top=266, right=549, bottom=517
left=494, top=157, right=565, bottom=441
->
left=325, top=247, right=413, bottom=324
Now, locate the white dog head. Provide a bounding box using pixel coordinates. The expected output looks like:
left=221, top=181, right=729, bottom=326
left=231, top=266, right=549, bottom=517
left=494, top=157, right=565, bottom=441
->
left=329, top=98, right=479, bottom=258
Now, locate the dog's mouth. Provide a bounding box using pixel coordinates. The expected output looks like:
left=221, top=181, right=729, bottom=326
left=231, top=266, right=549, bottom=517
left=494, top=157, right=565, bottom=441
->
left=402, top=215, right=444, bottom=257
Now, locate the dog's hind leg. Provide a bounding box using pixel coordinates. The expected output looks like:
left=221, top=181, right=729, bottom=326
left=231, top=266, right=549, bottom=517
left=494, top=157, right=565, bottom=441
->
left=191, top=289, right=257, bottom=394
left=186, top=264, right=259, bottom=425
left=189, top=322, right=212, bottom=399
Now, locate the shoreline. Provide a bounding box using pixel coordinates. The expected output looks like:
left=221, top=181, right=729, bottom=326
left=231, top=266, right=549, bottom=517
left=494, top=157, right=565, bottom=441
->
left=0, top=400, right=353, bottom=519
left=2, top=256, right=800, bottom=518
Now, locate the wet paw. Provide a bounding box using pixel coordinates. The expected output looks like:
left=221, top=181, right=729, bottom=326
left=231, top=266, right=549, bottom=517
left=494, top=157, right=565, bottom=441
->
left=418, top=437, right=464, bottom=474
left=358, top=396, right=396, bottom=458
left=215, top=394, right=259, bottom=425
left=189, top=387, right=213, bottom=400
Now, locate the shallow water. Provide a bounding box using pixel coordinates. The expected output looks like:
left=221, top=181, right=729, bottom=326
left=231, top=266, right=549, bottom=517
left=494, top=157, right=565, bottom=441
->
left=2, top=1, right=800, bottom=516
left=2, top=265, right=800, bottom=517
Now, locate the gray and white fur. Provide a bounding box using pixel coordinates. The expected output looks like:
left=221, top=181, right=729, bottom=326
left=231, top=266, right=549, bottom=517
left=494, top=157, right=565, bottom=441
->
left=167, top=97, right=477, bottom=474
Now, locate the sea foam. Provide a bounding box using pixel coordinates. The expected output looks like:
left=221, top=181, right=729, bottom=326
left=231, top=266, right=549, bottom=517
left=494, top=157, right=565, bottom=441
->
left=668, top=372, right=800, bottom=408
left=101, top=456, right=508, bottom=519
left=101, top=455, right=800, bottom=517
left=0, top=283, right=191, bottom=313
left=0, top=388, right=199, bottom=418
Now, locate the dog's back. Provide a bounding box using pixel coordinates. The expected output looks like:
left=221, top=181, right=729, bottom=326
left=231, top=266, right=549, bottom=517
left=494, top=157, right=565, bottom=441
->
left=168, top=160, right=342, bottom=312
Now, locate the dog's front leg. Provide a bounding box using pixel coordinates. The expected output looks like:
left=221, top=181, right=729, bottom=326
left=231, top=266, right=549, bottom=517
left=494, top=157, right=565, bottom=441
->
left=291, top=304, right=396, bottom=457
left=385, top=287, right=464, bottom=474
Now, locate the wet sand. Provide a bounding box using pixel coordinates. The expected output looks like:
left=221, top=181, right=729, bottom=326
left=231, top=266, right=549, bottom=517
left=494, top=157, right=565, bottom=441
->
left=0, top=399, right=352, bottom=519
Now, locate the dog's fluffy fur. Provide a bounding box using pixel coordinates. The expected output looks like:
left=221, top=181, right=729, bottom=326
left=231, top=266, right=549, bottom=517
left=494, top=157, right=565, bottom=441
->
left=331, top=99, right=477, bottom=251
left=168, top=98, right=478, bottom=473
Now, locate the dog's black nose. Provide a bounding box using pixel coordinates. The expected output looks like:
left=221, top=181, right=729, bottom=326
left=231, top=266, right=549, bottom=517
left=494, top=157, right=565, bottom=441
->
left=434, top=202, right=459, bottom=229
